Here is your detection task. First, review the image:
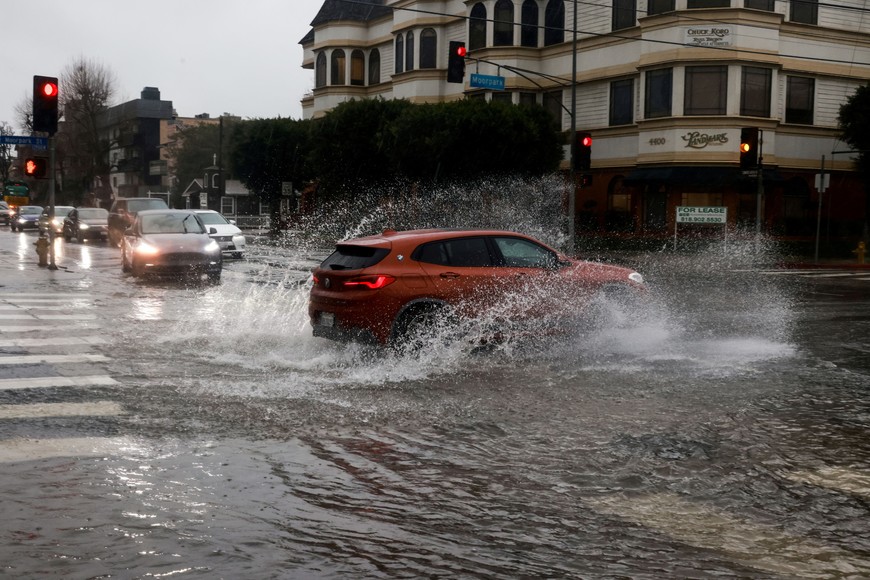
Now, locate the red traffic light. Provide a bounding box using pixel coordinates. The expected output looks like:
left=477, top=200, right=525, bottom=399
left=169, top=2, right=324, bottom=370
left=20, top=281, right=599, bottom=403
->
left=456, top=45, right=467, bottom=57
left=581, top=135, right=592, bottom=147
left=739, top=142, right=751, bottom=153
left=40, top=81, right=58, bottom=98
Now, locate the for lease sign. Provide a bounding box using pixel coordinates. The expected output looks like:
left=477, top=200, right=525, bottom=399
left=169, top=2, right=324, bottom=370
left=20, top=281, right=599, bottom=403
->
left=676, top=206, right=727, bottom=224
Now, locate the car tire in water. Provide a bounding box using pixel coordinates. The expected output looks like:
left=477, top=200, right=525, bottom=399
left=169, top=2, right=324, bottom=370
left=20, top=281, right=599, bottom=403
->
left=392, top=303, right=453, bottom=352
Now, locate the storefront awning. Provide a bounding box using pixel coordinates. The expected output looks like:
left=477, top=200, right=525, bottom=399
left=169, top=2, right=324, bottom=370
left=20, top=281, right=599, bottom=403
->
left=623, top=166, right=782, bottom=186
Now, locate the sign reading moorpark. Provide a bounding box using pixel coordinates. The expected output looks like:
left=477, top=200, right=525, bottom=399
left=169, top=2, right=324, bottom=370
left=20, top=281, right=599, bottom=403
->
left=674, top=206, right=728, bottom=249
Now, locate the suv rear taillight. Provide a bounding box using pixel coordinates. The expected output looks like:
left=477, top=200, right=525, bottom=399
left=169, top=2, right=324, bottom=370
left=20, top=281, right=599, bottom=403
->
left=343, top=274, right=396, bottom=290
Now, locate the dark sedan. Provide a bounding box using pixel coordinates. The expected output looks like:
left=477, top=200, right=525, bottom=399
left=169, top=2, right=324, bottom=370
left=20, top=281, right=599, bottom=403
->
left=63, top=207, right=110, bottom=242
left=10, top=205, right=44, bottom=232
left=120, top=209, right=222, bottom=281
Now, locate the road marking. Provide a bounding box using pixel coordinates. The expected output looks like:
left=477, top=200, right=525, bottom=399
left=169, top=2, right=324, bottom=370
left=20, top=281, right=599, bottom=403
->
left=0, top=401, right=124, bottom=419
left=0, top=353, right=109, bottom=365
left=0, top=375, right=118, bottom=390
left=0, top=436, right=145, bottom=463
left=32, top=314, right=96, bottom=320
left=585, top=492, right=870, bottom=576
left=0, top=336, right=107, bottom=348
left=0, top=304, right=92, bottom=310
left=0, top=314, right=37, bottom=320
left=808, top=272, right=860, bottom=278
left=0, top=326, right=43, bottom=332
left=0, top=298, right=93, bottom=303
left=0, top=293, right=79, bottom=298
left=782, top=467, right=870, bottom=498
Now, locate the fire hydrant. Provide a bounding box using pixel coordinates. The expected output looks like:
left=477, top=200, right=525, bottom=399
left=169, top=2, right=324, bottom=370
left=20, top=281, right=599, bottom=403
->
left=35, top=235, right=50, bottom=267
left=854, top=241, right=866, bottom=265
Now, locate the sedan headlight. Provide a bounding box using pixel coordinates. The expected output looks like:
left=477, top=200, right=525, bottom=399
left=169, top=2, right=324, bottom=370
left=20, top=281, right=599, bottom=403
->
left=79, top=223, right=90, bottom=230
left=135, top=241, right=160, bottom=255
left=204, top=240, right=221, bottom=253
left=628, top=272, right=644, bottom=285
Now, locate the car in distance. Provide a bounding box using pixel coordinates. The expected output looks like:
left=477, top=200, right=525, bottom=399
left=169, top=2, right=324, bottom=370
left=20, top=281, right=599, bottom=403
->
left=120, top=209, right=222, bottom=281
left=0, top=201, right=10, bottom=225
left=63, top=207, right=110, bottom=242
left=38, top=205, right=75, bottom=235
left=108, top=197, right=169, bottom=247
left=10, top=205, right=44, bottom=232
left=194, top=209, right=246, bottom=259
left=309, top=229, right=646, bottom=346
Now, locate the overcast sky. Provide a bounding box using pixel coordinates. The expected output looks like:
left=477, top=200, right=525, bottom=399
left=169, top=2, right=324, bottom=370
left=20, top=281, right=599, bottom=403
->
left=1, top=0, right=326, bottom=132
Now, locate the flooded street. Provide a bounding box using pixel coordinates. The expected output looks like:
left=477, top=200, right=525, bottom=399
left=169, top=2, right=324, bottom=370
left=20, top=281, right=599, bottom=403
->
left=2, top=230, right=870, bottom=578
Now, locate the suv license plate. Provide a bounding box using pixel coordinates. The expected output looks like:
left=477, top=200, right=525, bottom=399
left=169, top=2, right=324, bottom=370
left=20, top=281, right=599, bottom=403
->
left=320, top=312, right=335, bottom=327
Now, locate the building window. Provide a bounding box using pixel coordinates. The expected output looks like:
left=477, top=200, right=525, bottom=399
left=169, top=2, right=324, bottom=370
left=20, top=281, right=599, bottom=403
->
left=491, top=92, right=513, bottom=104
left=687, top=0, right=729, bottom=7
left=395, top=36, right=404, bottom=74
left=369, top=49, right=381, bottom=84
left=544, top=0, right=565, bottom=46
left=420, top=29, right=437, bottom=68
left=745, top=0, right=774, bottom=10
left=740, top=67, right=771, bottom=117
left=684, top=66, right=727, bottom=115
left=315, top=53, right=327, bottom=88
left=519, top=92, right=537, bottom=107
left=610, top=79, right=634, bottom=126
left=606, top=177, right=633, bottom=232
left=786, top=76, right=814, bottom=124
left=350, top=50, right=365, bottom=86
left=644, top=68, right=672, bottom=119
left=648, top=0, right=675, bottom=14
left=330, top=49, right=346, bottom=85
left=682, top=192, right=723, bottom=206
left=544, top=90, right=563, bottom=127
left=494, top=0, right=515, bottom=46
left=790, top=0, right=818, bottom=24
left=405, top=31, right=415, bottom=72
left=613, top=0, right=636, bottom=30
left=470, top=3, right=487, bottom=50
left=221, top=196, right=235, bottom=215
left=521, top=0, right=539, bottom=47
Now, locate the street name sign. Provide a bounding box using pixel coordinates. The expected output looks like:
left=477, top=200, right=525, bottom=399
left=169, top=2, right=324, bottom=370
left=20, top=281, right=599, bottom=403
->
left=470, top=73, right=505, bottom=91
left=676, top=206, right=727, bottom=224
left=0, top=135, right=48, bottom=148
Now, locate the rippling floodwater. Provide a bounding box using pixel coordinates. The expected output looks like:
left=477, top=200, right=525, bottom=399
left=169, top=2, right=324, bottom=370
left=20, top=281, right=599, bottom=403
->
left=3, top=184, right=870, bottom=577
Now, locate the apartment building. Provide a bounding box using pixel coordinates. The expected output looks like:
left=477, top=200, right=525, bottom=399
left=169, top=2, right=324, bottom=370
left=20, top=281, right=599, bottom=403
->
left=301, top=0, right=869, bottom=241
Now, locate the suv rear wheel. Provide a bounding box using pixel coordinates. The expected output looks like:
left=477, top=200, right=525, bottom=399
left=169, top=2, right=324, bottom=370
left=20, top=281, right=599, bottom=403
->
left=392, top=303, right=454, bottom=352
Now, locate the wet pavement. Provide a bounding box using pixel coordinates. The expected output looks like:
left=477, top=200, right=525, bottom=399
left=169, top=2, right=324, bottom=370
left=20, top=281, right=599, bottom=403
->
left=1, top=228, right=870, bottom=578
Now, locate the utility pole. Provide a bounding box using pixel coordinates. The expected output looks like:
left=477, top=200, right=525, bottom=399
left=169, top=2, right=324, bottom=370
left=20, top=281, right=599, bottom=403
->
left=568, top=0, right=578, bottom=254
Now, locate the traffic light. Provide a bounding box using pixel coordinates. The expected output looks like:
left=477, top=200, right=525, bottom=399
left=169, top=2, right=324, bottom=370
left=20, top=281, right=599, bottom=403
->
left=573, top=131, right=592, bottom=172
left=447, top=41, right=466, bottom=84
left=33, top=75, right=59, bottom=135
left=23, top=157, right=48, bottom=178
left=739, top=127, right=759, bottom=170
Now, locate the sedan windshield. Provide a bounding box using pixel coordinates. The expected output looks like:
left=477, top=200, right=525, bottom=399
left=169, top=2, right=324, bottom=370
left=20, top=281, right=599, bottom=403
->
left=197, top=212, right=230, bottom=225
left=141, top=213, right=205, bottom=234
left=78, top=208, right=109, bottom=219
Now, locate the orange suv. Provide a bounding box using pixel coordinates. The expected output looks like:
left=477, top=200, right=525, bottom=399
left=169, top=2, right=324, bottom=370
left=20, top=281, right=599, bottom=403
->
left=309, top=229, right=646, bottom=346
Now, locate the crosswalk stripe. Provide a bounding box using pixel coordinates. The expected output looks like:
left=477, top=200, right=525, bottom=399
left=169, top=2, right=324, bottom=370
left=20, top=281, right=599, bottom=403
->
left=0, top=353, right=109, bottom=365
left=0, top=401, right=124, bottom=419
left=0, top=336, right=107, bottom=348
left=0, top=304, right=93, bottom=310
left=807, top=272, right=858, bottom=278
left=0, top=293, right=79, bottom=298
left=0, top=436, right=144, bottom=463
left=32, top=314, right=96, bottom=320
left=0, top=298, right=93, bottom=303
left=585, top=492, right=870, bottom=576
left=0, top=375, right=118, bottom=389
left=0, top=326, right=44, bottom=332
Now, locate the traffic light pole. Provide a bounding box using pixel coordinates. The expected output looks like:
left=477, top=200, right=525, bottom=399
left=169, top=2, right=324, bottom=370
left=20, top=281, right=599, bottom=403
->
left=755, top=130, right=764, bottom=250
left=48, top=136, right=57, bottom=270
left=568, top=0, right=578, bottom=255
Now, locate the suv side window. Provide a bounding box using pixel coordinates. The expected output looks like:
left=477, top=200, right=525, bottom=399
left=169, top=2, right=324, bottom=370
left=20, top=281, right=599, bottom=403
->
left=492, top=236, right=558, bottom=268
left=415, top=237, right=493, bottom=267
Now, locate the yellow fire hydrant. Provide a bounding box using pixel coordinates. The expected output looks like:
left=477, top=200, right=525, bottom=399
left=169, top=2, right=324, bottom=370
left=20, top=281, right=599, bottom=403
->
left=35, top=236, right=50, bottom=267
left=853, top=241, right=866, bottom=265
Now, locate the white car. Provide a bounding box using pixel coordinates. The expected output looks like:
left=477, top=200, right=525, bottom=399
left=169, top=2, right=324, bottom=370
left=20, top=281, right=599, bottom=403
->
left=194, top=210, right=246, bottom=259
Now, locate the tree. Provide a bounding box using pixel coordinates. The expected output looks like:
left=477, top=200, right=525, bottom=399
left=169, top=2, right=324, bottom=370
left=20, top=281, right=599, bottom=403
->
left=0, top=122, right=13, bottom=185
left=230, top=118, right=312, bottom=234
left=56, top=57, right=117, bottom=205
left=839, top=83, right=870, bottom=238
left=164, top=121, right=223, bottom=206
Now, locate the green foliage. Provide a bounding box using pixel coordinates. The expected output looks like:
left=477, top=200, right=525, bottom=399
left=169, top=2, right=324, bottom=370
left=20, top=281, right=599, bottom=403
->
left=166, top=122, right=224, bottom=199
left=839, top=84, right=870, bottom=175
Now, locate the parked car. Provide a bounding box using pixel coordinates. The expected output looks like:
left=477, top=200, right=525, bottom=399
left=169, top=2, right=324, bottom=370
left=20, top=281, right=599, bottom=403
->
left=194, top=210, right=246, bottom=259
left=120, top=209, right=222, bottom=281
left=63, top=207, right=110, bottom=242
left=0, top=201, right=10, bottom=226
left=38, top=206, right=75, bottom=235
left=10, top=205, right=44, bottom=232
left=108, top=197, right=169, bottom=247
left=309, top=229, right=646, bottom=346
